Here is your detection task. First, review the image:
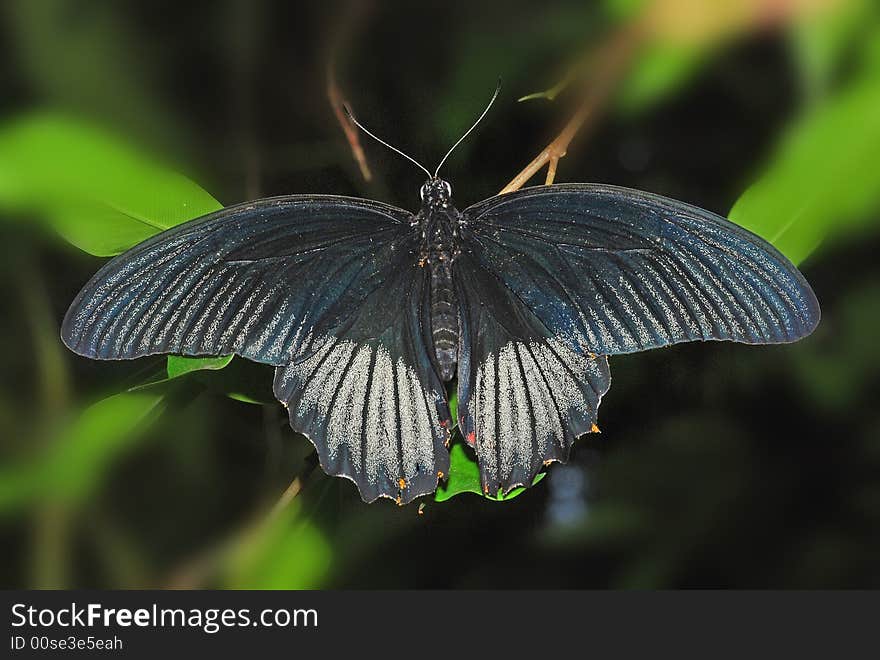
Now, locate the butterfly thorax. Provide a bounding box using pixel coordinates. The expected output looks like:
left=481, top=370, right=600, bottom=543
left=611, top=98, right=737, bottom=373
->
left=415, top=178, right=461, bottom=382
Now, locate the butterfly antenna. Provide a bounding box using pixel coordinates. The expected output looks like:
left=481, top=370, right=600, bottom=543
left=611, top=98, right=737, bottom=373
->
left=433, top=79, right=502, bottom=179
left=342, top=104, right=432, bottom=179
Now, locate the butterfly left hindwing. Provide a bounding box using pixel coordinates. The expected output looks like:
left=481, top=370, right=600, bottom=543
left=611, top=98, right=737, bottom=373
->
left=274, top=242, right=451, bottom=503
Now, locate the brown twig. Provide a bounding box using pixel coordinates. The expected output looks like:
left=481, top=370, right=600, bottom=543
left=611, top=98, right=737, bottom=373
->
left=327, top=74, right=373, bottom=181
left=503, top=0, right=846, bottom=195
left=165, top=452, right=318, bottom=589
left=326, top=0, right=373, bottom=182
left=269, top=454, right=318, bottom=519
left=500, top=20, right=646, bottom=194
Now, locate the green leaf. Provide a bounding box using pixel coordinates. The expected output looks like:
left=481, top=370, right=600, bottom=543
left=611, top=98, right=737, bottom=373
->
left=0, top=112, right=221, bottom=256
left=435, top=443, right=546, bottom=502
left=166, top=355, right=234, bottom=380
left=728, top=76, right=880, bottom=265
left=863, top=18, right=880, bottom=74
left=197, top=357, right=276, bottom=406
left=225, top=392, right=265, bottom=405
left=439, top=390, right=545, bottom=502
left=47, top=391, right=166, bottom=501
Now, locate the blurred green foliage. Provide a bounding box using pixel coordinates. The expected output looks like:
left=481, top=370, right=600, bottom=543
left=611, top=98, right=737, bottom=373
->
left=0, top=391, right=164, bottom=515
left=734, top=17, right=880, bottom=259
left=0, top=114, right=221, bottom=256
left=222, top=502, right=331, bottom=590
left=729, top=74, right=880, bottom=264
left=0, top=0, right=878, bottom=589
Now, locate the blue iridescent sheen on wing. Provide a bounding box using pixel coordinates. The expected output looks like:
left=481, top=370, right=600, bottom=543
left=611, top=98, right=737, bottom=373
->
left=462, top=184, right=820, bottom=356
left=61, top=179, right=821, bottom=504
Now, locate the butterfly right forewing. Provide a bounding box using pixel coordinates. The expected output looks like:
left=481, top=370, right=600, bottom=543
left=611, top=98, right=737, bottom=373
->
left=454, top=183, right=820, bottom=495
left=461, top=184, right=820, bottom=357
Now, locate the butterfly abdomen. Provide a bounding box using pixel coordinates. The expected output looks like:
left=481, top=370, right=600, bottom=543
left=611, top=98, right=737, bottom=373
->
left=416, top=178, right=463, bottom=383
left=430, top=259, right=458, bottom=382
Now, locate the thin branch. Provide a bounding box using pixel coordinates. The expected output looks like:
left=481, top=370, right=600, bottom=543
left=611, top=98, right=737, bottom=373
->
left=503, top=0, right=841, bottom=195
left=326, top=0, right=374, bottom=182
left=229, top=0, right=263, bottom=199
left=18, top=257, right=73, bottom=588
left=500, top=20, right=645, bottom=194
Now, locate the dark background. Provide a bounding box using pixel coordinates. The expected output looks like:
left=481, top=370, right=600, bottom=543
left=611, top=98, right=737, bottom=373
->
left=1, top=0, right=878, bottom=588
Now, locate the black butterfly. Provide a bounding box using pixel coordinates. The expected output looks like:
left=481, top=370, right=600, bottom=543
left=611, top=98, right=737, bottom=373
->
left=61, top=93, right=820, bottom=504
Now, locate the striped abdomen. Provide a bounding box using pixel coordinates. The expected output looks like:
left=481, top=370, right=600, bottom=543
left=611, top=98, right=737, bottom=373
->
left=430, top=260, right=458, bottom=382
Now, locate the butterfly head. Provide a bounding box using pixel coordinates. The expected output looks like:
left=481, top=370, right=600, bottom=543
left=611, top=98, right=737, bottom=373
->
left=343, top=81, right=500, bottom=200
left=420, top=178, right=453, bottom=208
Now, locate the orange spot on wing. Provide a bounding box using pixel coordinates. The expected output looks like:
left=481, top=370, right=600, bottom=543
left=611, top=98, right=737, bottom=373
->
left=398, top=477, right=407, bottom=490
left=590, top=423, right=601, bottom=433
left=466, top=431, right=476, bottom=445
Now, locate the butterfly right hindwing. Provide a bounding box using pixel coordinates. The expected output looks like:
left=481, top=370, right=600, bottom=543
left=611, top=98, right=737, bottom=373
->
left=454, top=248, right=610, bottom=496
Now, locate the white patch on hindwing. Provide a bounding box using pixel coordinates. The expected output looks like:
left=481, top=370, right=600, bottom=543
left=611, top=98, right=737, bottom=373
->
left=468, top=338, right=604, bottom=485
left=279, top=339, right=439, bottom=488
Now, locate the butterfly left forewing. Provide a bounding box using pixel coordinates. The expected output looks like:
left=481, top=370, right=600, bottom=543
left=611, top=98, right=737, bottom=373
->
left=63, top=194, right=451, bottom=503
left=61, top=195, right=411, bottom=365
